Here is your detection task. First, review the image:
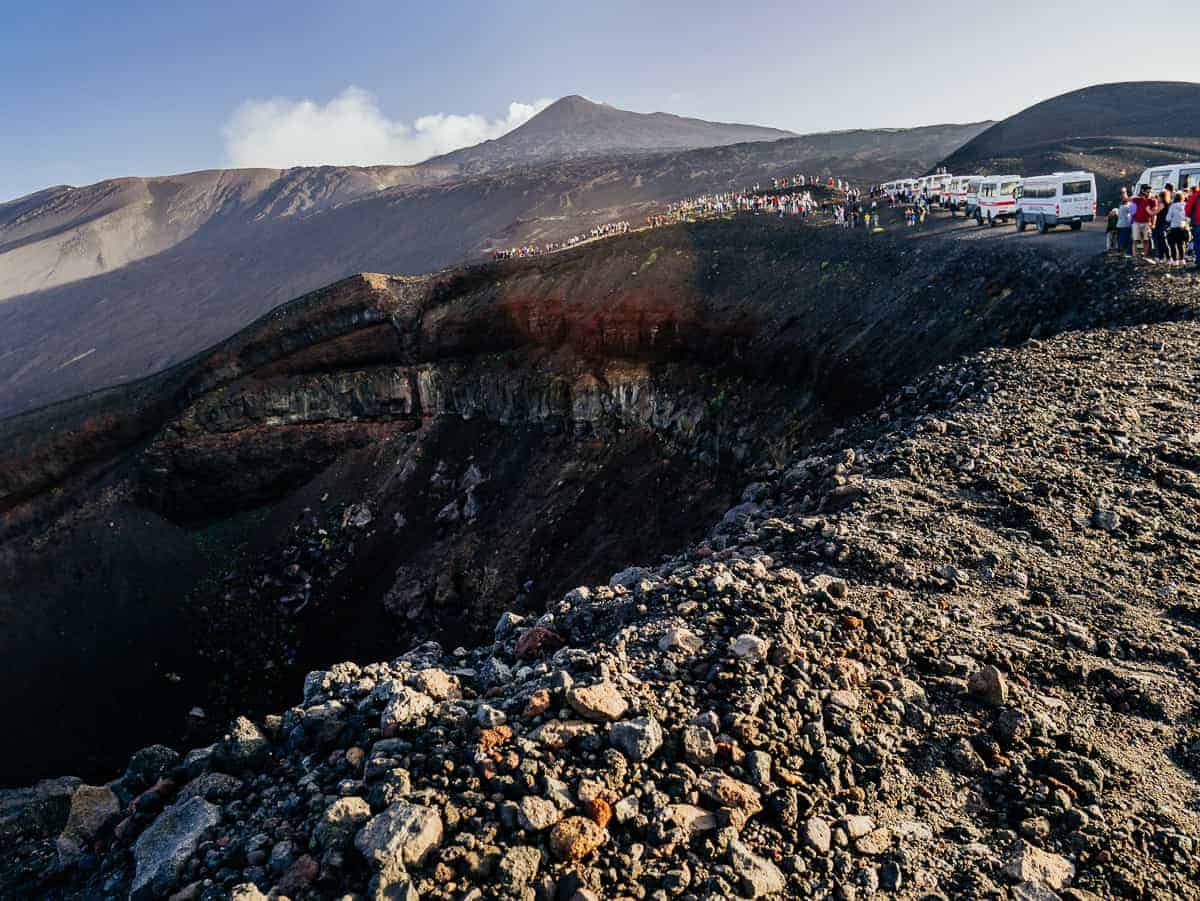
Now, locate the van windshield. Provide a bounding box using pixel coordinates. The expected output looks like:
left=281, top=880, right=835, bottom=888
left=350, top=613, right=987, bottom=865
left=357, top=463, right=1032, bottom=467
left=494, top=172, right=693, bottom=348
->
left=1062, top=180, right=1091, bottom=196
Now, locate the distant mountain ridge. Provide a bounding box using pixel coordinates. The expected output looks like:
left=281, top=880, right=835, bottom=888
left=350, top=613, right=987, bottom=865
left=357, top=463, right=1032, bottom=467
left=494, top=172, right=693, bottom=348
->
left=944, top=81, right=1200, bottom=166
left=430, top=95, right=796, bottom=172
left=937, top=80, right=1200, bottom=203
left=0, top=165, right=452, bottom=301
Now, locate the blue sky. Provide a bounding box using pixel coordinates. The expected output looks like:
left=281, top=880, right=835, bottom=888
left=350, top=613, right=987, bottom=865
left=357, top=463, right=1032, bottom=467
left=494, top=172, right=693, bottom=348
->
left=3, top=0, right=1198, bottom=201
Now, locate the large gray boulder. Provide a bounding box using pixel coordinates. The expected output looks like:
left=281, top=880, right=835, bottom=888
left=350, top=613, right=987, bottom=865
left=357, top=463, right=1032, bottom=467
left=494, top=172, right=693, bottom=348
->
left=728, top=838, right=786, bottom=897
left=56, top=784, right=120, bottom=864
left=380, top=687, right=435, bottom=737
left=315, top=796, right=372, bottom=850
left=609, top=716, right=664, bottom=761
left=215, top=716, right=270, bottom=771
left=131, top=797, right=221, bottom=898
left=355, top=802, right=443, bottom=868
left=1003, top=841, right=1076, bottom=890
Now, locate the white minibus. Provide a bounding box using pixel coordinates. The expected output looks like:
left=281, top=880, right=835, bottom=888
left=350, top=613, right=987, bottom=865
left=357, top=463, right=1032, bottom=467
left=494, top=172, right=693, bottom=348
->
left=975, top=175, right=1021, bottom=226
left=1015, top=171, right=1097, bottom=233
left=964, top=176, right=983, bottom=218
left=1133, top=162, right=1200, bottom=193
left=921, top=173, right=952, bottom=205
left=945, top=176, right=974, bottom=215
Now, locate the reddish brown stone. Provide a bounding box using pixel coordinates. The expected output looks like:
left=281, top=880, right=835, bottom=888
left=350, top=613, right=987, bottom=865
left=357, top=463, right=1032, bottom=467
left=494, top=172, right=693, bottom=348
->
left=276, top=854, right=318, bottom=894
left=478, top=725, right=512, bottom=752
left=515, top=626, right=566, bottom=659
left=549, top=816, right=606, bottom=861
left=585, top=798, right=612, bottom=829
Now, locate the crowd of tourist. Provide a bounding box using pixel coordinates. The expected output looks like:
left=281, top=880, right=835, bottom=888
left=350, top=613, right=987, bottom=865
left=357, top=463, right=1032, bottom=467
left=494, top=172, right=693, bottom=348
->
left=833, top=198, right=881, bottom=229
left=1107, top=184, right=1200, bottom=268
left=648, top=185, right=823, bottom=226
left=882, top=185, right=921, bottom=205
left=486, top=173, right=869, bottom=260
left=875, top=183, right=933, bottom=227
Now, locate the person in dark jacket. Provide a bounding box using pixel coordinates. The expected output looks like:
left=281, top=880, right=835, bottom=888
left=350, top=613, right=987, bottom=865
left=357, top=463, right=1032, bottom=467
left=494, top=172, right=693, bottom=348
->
left=1115, top=188, right=1133, bottom=255
left=1151, top=187, right=1173, bottom=259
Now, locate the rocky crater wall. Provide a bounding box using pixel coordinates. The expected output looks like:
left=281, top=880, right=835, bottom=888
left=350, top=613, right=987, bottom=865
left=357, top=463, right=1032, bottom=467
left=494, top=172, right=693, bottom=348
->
left=5, top=218, right=1175, bottom=788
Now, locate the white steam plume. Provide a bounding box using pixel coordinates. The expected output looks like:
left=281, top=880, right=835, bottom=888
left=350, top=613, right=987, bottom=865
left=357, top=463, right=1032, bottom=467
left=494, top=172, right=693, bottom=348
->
left=221, top=86, right=552, bottom=168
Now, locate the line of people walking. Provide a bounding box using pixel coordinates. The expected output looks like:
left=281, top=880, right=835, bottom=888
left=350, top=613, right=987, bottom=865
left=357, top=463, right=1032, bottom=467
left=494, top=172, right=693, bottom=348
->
left=491, top=220, right=632, bottom=260
left=651, top=186, right=824, bottom=225
left=1108, top=184, right=1200, bottom=268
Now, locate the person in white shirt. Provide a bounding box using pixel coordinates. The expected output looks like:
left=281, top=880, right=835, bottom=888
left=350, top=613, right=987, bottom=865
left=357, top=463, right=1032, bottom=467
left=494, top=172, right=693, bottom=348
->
left=1165, top=197, right=1190, bottom=265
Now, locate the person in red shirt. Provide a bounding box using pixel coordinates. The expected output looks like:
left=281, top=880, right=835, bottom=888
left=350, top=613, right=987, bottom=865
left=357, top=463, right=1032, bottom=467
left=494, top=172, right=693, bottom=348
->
left=1187, top=185, right=1200, bottom=270
left=1129, top=184, right=1159, bottom=259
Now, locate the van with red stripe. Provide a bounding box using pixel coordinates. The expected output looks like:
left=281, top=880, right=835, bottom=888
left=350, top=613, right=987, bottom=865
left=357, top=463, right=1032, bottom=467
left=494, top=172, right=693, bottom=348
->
left=964, top=176, right=984, bottom=218
left=945, top=175, right=976, bottom=214
left=918, top=173, right=953, bottom=206
left=975, top=175, right=1021, bottom=227
left=1015, top=171, right=1097, bottom=233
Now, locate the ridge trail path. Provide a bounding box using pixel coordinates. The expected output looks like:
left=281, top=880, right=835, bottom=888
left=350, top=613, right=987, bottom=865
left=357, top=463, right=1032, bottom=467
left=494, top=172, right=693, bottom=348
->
left=891, top=207, right=1105, bottom=258
left=543, top=195, right=1107, bottom=263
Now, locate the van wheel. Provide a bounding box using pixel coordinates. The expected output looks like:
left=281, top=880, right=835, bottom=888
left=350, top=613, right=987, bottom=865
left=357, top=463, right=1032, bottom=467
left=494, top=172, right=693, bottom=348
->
left=1035, top=218, right=1047, bottom=234
left=1016, top=213, right=1027, bottom=232
left=976, top=213, right=984, bottom=226
left=1070, top=221, right=1082, bottom=231
left=988, top=214, right=997, bottom=228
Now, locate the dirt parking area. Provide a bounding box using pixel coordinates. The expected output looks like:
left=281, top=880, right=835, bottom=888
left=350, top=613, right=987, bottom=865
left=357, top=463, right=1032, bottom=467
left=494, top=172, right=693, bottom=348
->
left=899, top=206, right=1107, bottom=258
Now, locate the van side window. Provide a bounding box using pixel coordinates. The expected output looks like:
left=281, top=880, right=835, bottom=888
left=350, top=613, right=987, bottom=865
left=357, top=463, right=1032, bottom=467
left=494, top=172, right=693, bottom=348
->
left=1179, top=169, right=1200, bottom=189
left=1062, top=181, right=1090, bottom=196
left=1150, top=171, right=1171, bottom=190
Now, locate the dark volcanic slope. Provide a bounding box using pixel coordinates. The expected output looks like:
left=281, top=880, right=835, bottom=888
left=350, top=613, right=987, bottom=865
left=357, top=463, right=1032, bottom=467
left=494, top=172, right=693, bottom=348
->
left=3, top=223, right=1200, bottom=900
left=432, top=95, right=795, bottom=172
left=945, top=82, right=1200, bottom=164
left=1, top=213, right=1190, bottom=791
left=0, top=164, right=451, bottom=299
left=0, top=121, right=988, bottom=418
left=938, top=81, right=1200, bottom=202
